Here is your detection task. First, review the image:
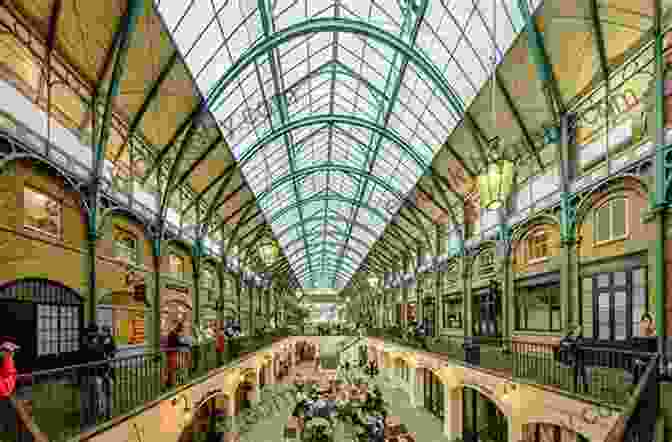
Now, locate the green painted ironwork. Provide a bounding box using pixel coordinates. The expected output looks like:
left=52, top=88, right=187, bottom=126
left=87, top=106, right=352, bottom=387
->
left=560, top=192, right=578, bottom=245
left=256, top=0, right=316, bottom=286
left=655, top=0, right=667, bottom=343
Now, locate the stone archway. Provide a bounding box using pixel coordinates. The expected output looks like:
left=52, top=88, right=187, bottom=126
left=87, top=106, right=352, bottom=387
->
left=177, top=392, right=237, bottom=442
left=462, top=385, right=508, bottom=442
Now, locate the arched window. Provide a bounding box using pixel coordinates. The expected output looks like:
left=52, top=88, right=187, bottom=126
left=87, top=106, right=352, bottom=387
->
left=594, top=197, right=628, bottom=244
left=114, top=226, right=137, bottom=264
left=527, top=229, right=549, bottom=263
left=168, top=252, right=186, bottom=279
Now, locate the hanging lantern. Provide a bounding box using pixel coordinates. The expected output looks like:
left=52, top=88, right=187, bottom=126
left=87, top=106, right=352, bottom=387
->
left=477, top=158, right=514, bottom=210
left=258, top=238, right=280, bottom=266
left=367, top=276, right=380, bottom=290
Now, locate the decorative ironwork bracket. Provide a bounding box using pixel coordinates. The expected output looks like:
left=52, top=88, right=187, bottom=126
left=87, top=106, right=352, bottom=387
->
left=560, top=192, right=579, bottom=246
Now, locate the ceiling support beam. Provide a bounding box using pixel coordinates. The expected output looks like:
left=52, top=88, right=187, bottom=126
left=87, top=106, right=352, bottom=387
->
left=257, top=0, right=313, bottom=287
left=113, top=51, right=179, bottom=165
left=495, top=74, right=544, bottom=170
left=334, top=0, right=430, bottom=287
left=516, top=0, right=566, bottom=119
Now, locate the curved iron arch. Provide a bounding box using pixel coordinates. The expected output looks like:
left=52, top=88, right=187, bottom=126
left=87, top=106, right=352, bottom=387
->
left=264, top=194, right=389, bottom=226
left=284, top=254, right=361, bottom=275
left=283, top=240, right=367, bottom=266
left=276, top=257, right=360, bottom=278
left=291, top=266, right=357, bottom=284
left=236, top=114, right=429, bottom=172
left=98, top=206, right=154, bottom=241
left=206, top=18, right=464, bottom=120
left=273, top=213, right=383, bottom=246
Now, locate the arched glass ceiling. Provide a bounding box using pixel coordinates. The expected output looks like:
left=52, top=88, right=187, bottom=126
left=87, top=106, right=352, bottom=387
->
left=156, top=0, right=540, bottom=289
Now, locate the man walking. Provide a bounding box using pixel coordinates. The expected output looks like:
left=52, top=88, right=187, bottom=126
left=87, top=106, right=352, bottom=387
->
left=100, top=326, right=117, bottom=420
left=80, top=323, right=107, bottom=429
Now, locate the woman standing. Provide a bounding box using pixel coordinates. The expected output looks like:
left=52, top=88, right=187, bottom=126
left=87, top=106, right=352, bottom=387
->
left=166, top=322, right=184, bottom=389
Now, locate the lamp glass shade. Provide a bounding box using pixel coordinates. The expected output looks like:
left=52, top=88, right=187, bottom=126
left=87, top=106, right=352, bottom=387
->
left=258, top=239, right=280, bottom=266
left=477, top=160, right=514, bottom=210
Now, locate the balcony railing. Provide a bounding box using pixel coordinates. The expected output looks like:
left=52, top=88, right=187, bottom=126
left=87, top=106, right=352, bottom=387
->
left=5, top=336, right=283, bottom=442
left=367, top=329, right=656, bottom=408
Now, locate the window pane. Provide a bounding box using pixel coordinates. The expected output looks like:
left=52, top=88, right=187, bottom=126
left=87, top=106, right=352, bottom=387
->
left=614, top=291, right=627, bottom=340
left=614, top=271, right=626, bottom=287
left=632, top=268, right=647, bottom=337
left=526, top=289, right=549, bottom=330
left=598, top=292, right=610, bottom=340
left=612, top=198, right=627, bottom=238
left=596, top=204, right=610, bottom=242
left=597, top=274, right=610, bottom=288
left=549, top=286, right=561, bottom=331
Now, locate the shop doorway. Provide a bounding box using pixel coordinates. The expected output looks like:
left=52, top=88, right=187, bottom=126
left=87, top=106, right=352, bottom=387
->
left=0, top=278, right=83, bottom=372
left=462, top=387, right=507, bottom=442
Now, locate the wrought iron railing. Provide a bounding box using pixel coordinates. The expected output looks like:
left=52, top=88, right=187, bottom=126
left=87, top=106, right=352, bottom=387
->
left=6, top=336, right=283, bottom=442
left=368, top=331, right=655, bottom=407
left=621, top=354, right=660, bottom=442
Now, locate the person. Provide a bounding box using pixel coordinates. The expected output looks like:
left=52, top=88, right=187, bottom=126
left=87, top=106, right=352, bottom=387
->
left=639, top=313, right=656, bottom=337
left=80, top=323, right=107, bottom=429
left=166, top=322, right=184, bottom=389
left=0, top=337, right=19, bottom=437
left=99, top=326, right=116, bottom=420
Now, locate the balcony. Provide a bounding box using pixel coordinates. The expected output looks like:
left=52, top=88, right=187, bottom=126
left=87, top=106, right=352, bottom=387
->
left=367, top=328, right=660, bottom=442
left=5, top=335, right=283, bottom=442
left=367, top=328, right=656, bottom=407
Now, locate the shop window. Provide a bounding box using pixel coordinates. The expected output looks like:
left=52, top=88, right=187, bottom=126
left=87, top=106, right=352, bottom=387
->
left=442, top=294, right=463, bottom=329
left=114, top=227, right=137, bottom=264
left=479, top=251, right=495, bottom=275
left=594, top=197, right=627, bottom=244
left=591, top=268, right=648, bottom=341
left=24, top=186, right=61, bottom=237
left=168, top=253, right=186, bottom=279
left=528, top=230, right=549, bottom=263
left=515, top=284, right=561, bottom=332
left=37, top=304, right=80, bottom=356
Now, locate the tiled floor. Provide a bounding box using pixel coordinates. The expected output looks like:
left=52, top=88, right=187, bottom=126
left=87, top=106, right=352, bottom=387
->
left=236, top=362, right=451, bottom=442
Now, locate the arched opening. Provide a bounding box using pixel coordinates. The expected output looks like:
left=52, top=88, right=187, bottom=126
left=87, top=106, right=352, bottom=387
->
left=521, top=422, right=590, bottom=442
left=179, top=394, right=234, bottom=442
left=462, top=386, right=507, bottom=442
left=0, top=278, right=83, bottom=372
left=420, top=368, right=444, bottom=419
left=235, top=371, right=256, bottom=415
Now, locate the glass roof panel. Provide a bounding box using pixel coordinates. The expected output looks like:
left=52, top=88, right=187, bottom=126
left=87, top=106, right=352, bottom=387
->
left=160, top=0, right=530, bottom=288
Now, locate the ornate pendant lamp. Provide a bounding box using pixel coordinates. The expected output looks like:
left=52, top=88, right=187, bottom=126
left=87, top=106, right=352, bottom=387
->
left=258, top=238, right=280, bottom=267
left=477, top=0, right=514, bottom=211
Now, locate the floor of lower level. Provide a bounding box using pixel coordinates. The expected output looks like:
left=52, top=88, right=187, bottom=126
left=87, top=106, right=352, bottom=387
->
left=236, top=361, right=449, bottom=442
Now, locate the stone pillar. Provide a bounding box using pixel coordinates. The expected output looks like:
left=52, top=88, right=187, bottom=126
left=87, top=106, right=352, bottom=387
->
left=268, top=360, right=275, bottom=385
left=252, top=368, right=261, bottom=406
left=444, top=388, right=463, bottom=440
left=408, top=364, right=416, bottom=408
left=508, top=416, right=524, bottom=442
left=227, top=397, right=237, bottom=434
